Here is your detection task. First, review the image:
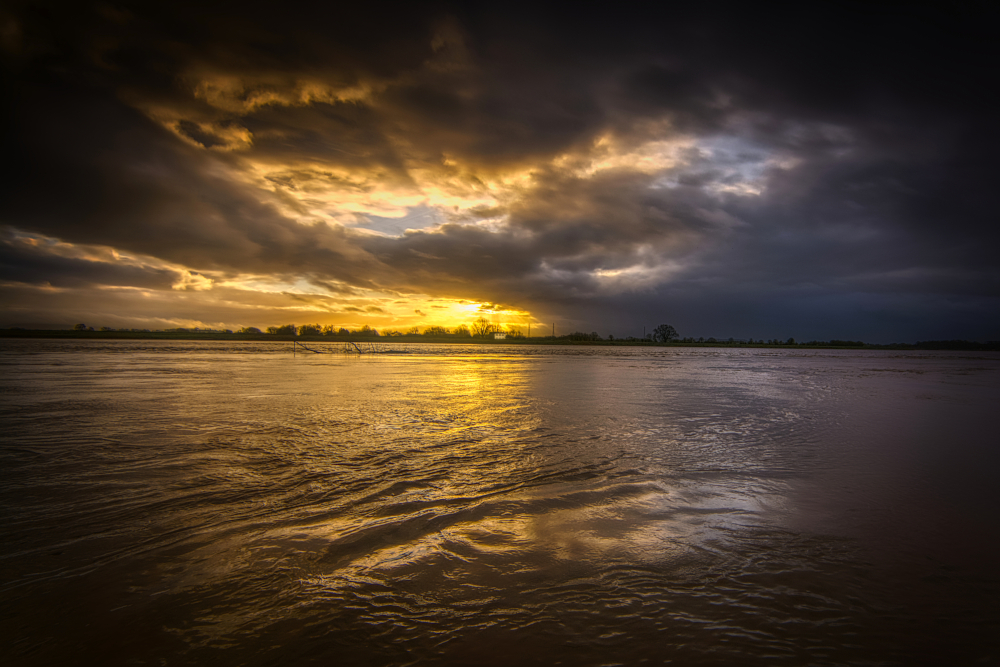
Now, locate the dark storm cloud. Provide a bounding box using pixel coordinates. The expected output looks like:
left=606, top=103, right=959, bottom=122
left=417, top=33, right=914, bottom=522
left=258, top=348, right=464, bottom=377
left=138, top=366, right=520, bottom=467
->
left=3, top=82, right=400, bottom=288
left=2, top=1, right=998, bottom=339
left=355, top=165, right=730, bottom=307
left=0, top=228, right=179, bottom=289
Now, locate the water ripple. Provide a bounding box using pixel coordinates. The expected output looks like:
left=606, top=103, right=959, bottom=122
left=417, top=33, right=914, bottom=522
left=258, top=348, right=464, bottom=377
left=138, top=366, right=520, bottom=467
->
left=2, top=341, right=999, bottom=665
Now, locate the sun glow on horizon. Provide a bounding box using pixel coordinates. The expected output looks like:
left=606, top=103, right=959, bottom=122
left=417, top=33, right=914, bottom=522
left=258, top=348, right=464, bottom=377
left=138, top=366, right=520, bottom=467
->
left=1, top=227, right=539, bottom=333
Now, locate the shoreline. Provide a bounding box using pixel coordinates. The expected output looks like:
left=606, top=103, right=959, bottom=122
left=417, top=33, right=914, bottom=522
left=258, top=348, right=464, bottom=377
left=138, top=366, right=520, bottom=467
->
left=2, top=329, right=997, bottom=351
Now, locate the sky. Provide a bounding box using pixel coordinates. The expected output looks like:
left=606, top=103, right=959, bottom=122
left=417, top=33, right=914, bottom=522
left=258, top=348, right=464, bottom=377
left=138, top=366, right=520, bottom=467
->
left=2, top=2, right=998, bottom=342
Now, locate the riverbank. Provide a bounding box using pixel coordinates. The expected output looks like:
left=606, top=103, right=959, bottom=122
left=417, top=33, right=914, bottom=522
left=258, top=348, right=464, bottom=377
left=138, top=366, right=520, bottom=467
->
left=2, top=328, right=997, bottom=350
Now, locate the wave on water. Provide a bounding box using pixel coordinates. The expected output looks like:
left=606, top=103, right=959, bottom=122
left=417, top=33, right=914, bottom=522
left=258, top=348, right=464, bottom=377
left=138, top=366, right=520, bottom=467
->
left=2, top=341, right=999, bottom=665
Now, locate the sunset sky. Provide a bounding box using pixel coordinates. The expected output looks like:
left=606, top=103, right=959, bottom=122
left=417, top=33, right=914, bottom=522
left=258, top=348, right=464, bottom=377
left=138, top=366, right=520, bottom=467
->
left=2, top=2, right=997, bottom=341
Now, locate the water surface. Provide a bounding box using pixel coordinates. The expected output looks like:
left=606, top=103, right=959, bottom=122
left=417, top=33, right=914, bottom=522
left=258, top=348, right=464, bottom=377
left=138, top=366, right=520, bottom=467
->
left=2, top=341, right=999, bottom=665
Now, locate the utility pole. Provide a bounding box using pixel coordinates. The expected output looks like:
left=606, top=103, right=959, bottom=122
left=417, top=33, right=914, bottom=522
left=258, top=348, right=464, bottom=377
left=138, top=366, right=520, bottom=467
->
left=552, top=323, right=555, bottom=337
left=528, top=323, right=530, bottom=337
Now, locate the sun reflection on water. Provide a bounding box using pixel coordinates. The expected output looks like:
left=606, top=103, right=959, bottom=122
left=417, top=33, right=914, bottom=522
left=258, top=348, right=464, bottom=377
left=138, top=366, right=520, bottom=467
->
left=3, top=342, right=999, bottom=665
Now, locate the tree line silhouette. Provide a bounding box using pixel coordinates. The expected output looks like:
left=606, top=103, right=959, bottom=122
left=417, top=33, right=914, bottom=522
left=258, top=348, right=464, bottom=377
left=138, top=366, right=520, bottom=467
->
left=247, top=317, right=524, bottom=339
left=242, top=318, right=684, bottom=342
left=37, top=323, right=998, bottom=350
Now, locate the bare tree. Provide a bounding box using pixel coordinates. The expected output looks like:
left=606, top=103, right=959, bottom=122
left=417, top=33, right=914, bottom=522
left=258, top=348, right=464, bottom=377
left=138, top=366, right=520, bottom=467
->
left=471, top=317, right=495, bottom=338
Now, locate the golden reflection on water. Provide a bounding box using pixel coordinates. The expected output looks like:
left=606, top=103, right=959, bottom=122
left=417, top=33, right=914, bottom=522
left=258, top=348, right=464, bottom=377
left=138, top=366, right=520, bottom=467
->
left=223, top=352, right=799, bottom=589
left=3, top=342, right=1000, bottom=665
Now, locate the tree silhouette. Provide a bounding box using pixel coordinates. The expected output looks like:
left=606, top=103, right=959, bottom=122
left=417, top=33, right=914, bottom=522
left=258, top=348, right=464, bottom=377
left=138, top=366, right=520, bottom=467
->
left=652, top=324, right=679, bottom=342
left=423, top=325, right=449, bottom=336
left=471, top=317, right=495, bottom=338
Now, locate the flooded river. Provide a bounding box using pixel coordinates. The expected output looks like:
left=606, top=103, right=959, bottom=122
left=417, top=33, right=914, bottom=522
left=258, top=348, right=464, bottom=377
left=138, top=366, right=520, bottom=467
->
left=2, top=341, right=998, bottom=665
